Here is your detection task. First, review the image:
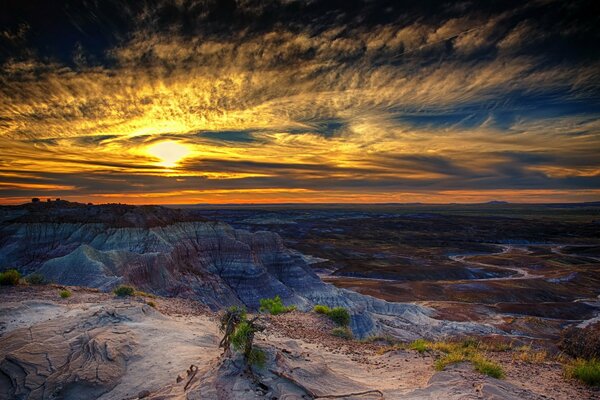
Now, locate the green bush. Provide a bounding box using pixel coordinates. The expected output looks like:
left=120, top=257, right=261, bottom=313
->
left=0, top=269, right=20, bottom=286
left=327, top=307, right=351, bottom=326
left=259, top=295, right=296, bottom=315
left=313, top=304, right=351, bottom=326
left=313, top=304, right=331, bottom=314
left=147, top=301, right=156, bottom=308
left=231, top=321, right=253, bottom=351
left=59, top=289, right=71, bottom=298
left=331, top=326, right=353, bottom=340
left=566, top=358, right=600, bottom=386
left=113, top=285, right=135, bottom=297
left=25, top=273, right=46, bottom=285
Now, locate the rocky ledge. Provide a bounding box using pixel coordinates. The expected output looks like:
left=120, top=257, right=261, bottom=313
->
left=1, top=287, right=595, bottom=400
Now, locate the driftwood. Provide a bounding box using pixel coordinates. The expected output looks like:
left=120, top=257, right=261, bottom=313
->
left=183, top=364, right=199, bottom=391
left=270, top=368, right=384, bottom=399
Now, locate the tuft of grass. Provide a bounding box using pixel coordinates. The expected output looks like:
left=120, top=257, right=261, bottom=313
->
left=331, top=326, right=353, bottom=340
left=313, top=304, right=351, bottom=326
left=59, top=289, right=71, bottom=299
left=410, top=339, right=431, bottom=353
left=313, top=304, right=331, bottom=314
left=231, top=321, right=253, bottom=352
left=25, top=273, right=46, bottom=285
left=473, top=357, right=505, bottom=379
left=408, top=337, right=506, bottom=379
left=327, top=307, right=351, bottom=326
left=0, top=269, right=21, bottom=286
left=113, top=285, right=135, bottom=297
left=565, top=358, right=600, bottom=386
left=435, top=351, right=468, bottom=370
left=259, top=295, right=296, bottom=315
left=146, top=301, right=156, bottom=308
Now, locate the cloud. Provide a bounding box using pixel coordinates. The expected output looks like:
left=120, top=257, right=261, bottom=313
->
left=0, top=0, right=599, bottom=203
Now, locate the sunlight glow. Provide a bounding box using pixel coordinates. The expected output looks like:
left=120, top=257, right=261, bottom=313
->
left=145, top=141, right=192, bottom=168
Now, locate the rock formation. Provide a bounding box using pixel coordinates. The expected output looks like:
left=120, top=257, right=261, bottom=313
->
left=1, top=288, right=594, bottom=400
left=0, top=202, right=495, bottom=339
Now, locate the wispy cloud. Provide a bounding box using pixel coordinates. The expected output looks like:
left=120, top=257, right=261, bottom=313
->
left=0, top=0, right=598, bottom=203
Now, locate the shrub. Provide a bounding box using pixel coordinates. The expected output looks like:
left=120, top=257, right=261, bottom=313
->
left=59, top=289, right=71, bottom=298
left=113, top=285, right=135, bottom=297
left=331, top=326, right=353, bottom=340
left=147, top=301, right=156, bottom=308
left=219, top=306, right=247, bottom=351
left=327, top=307, right=351, bottom=326
left=314, top=304, right=331, bottom=314
left=313, top=304, right=350, bottom=326
left=25, top=273, right=46, bottom=285
left=231, top=321, right=253, bottom=351
left=472, top=357, right=505, bottom=378
left=0, top=269, right=20, bottom=286
left=259, top=295, right=296, bottom=315
left=565, top=358, right=600, bottom=386
left=223, top=314, right=265, bottom=367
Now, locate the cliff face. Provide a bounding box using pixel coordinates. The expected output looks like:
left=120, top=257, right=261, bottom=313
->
left=0, top=202, right=495, bottom=339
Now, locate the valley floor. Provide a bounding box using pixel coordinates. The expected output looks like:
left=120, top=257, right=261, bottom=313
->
left=1, top=285, right=598, bottom=399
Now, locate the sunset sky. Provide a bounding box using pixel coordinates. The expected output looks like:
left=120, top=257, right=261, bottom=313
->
left=1, top=0, right=599, bottom=204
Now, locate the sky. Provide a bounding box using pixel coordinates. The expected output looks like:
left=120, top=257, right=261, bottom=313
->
left=0, top=0, right=599, bottom=205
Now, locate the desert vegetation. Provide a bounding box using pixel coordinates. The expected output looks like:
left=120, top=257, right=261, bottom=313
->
left=565, top=358, right=600, bottom=386
left=0, top=269, right=20, bottom=285
left=383, top=337, right=506, bottom=379
left=59, top=289, right=71, bottom=298
left=313, top=304, right=351, bottom=326
left=560, top=323, right=600, bottom=386
left=219, top=306, right=266, bottom=368
left=113, top=285, right=135, bottom=297
left=259, top=295, right=296, bottom=315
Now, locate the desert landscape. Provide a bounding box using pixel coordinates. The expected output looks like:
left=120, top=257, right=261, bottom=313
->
left=2, top=0, right=599, bottom=398
left=1, top=201, right=599, bottom=399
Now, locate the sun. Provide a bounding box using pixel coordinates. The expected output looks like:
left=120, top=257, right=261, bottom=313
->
left=146, top=140, right=192, bottom=168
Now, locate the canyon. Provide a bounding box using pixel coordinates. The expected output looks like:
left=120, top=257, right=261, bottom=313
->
left=1, top=201, right=599, bottom=399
